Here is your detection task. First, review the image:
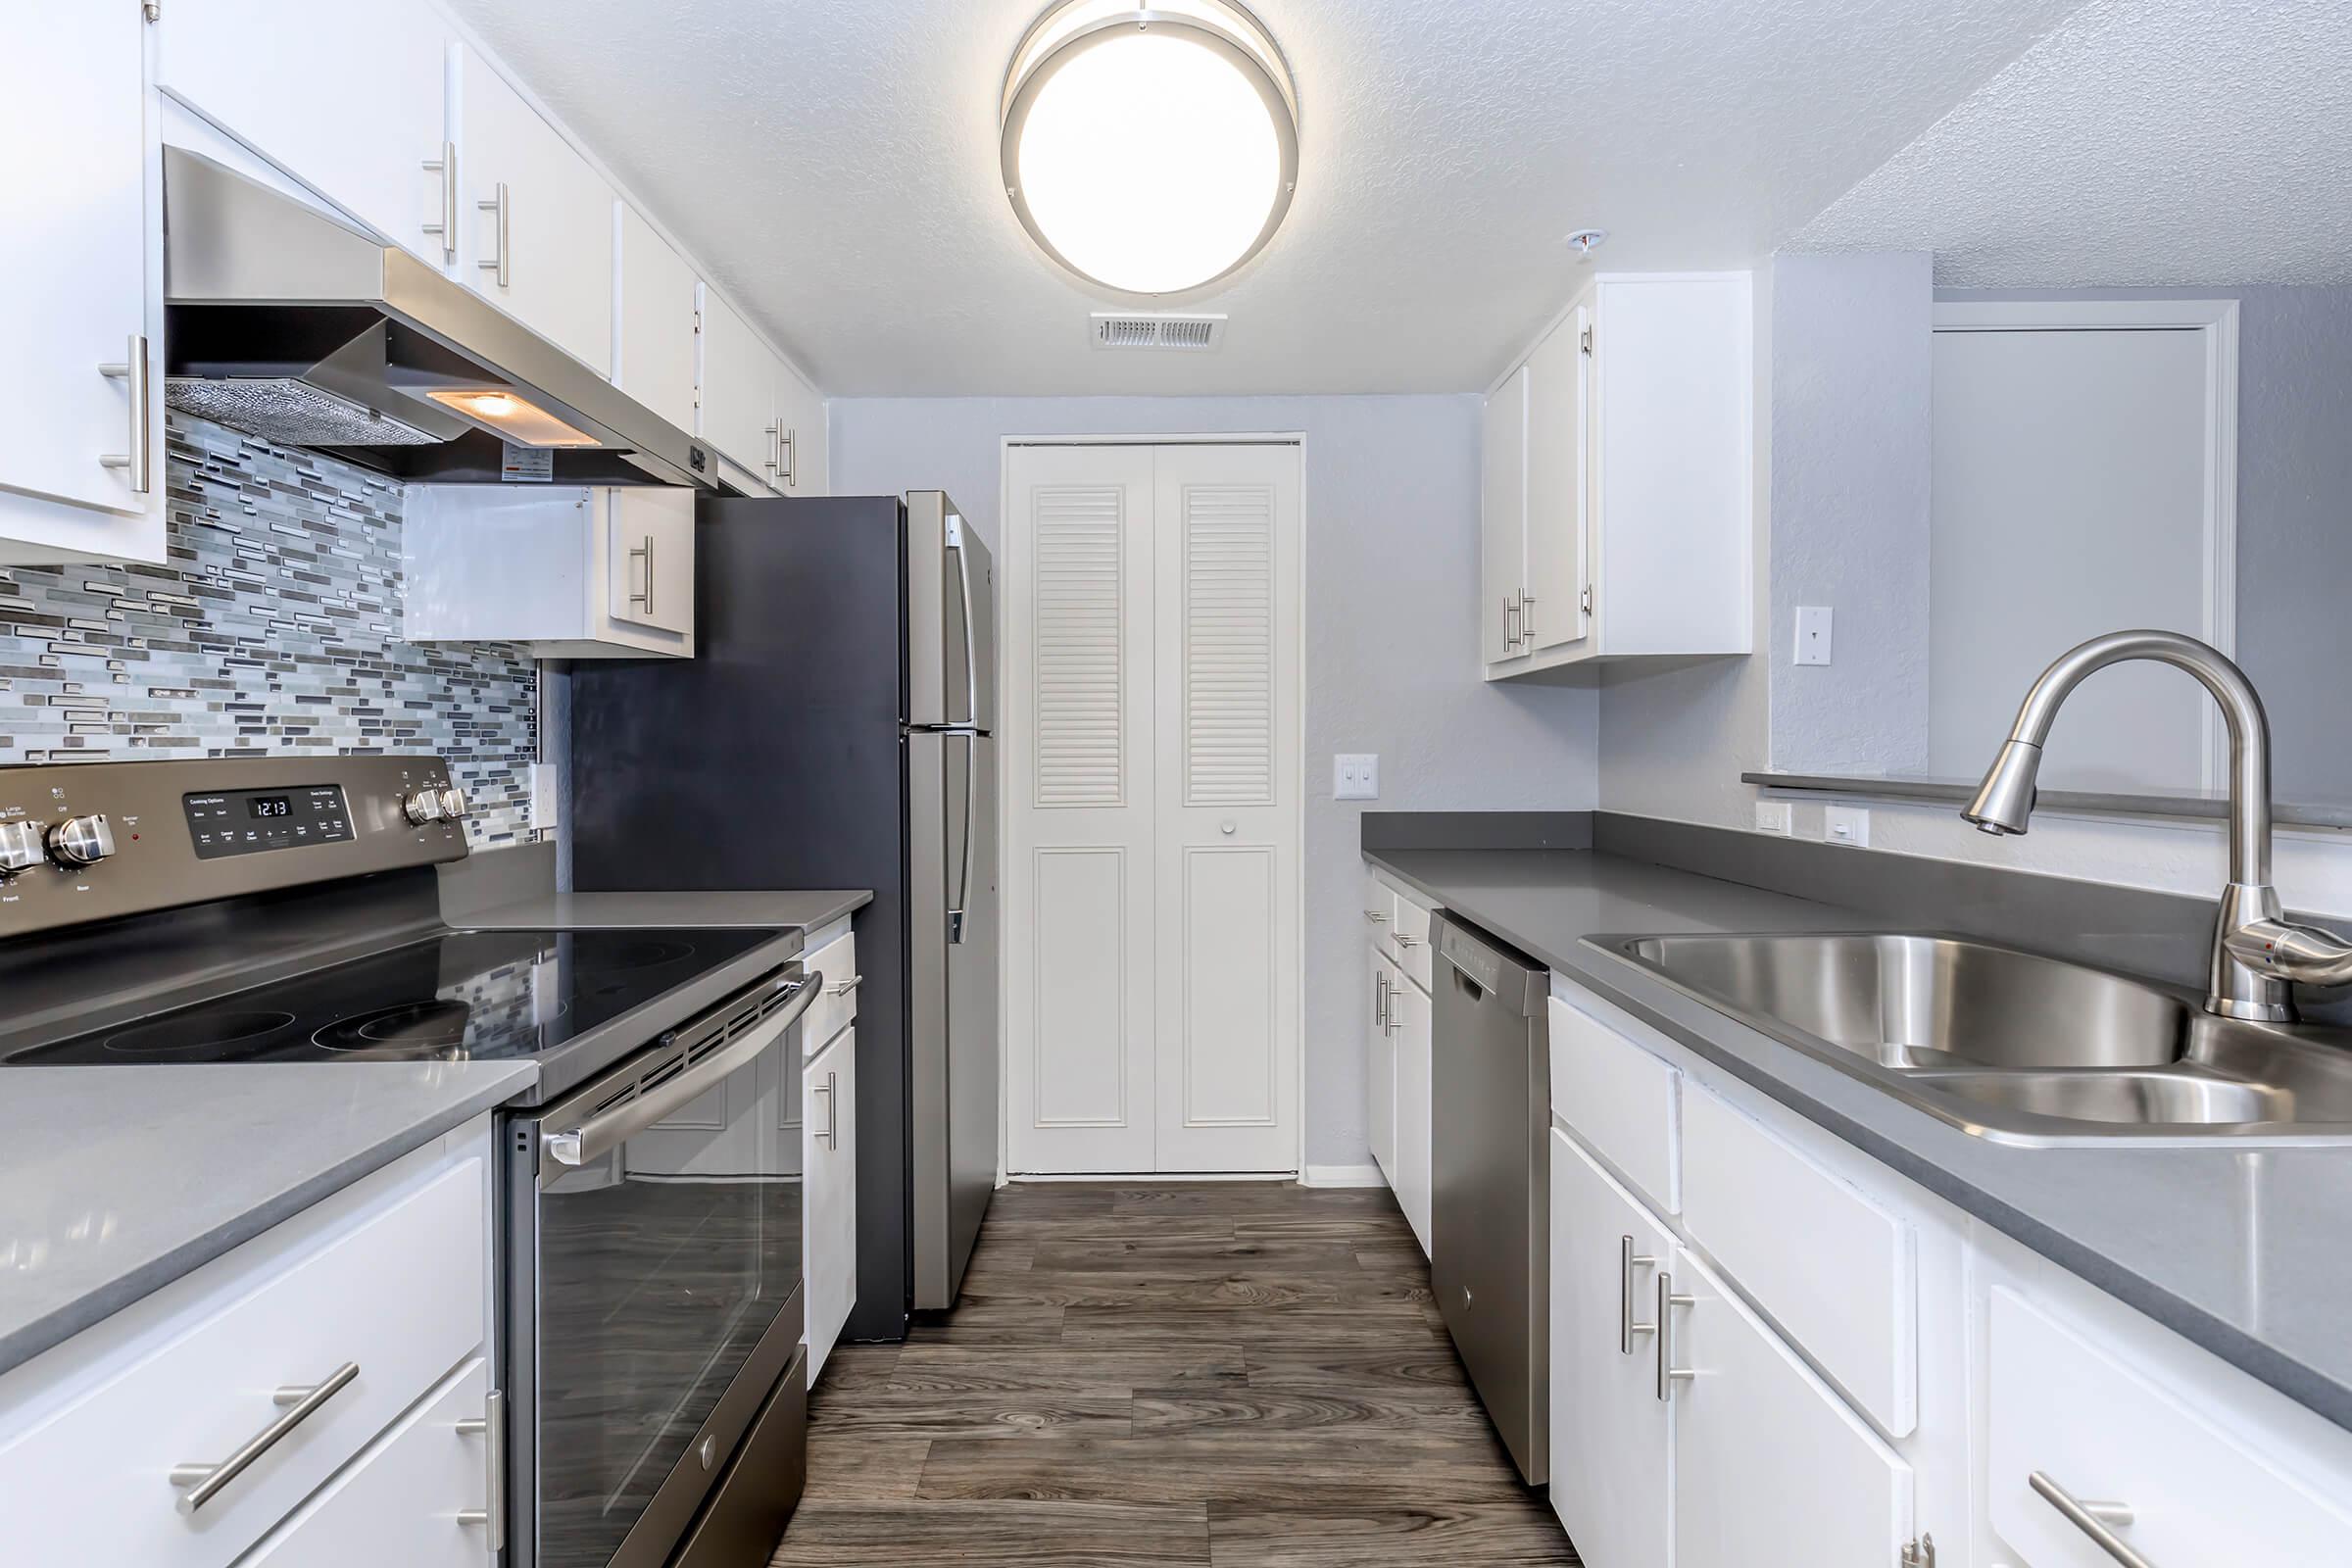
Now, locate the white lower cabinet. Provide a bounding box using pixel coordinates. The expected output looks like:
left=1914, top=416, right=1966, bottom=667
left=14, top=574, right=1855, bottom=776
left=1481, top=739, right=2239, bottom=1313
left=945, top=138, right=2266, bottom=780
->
left=1547, top=1129, right=1674, bottom=1568
left=0, top=1124, right=496, bottom=1568
left=1670, top=1246, right=1913, bottom=1568
left=1367, top=960, right=1397, bottom=1180
left=1387, top=958, right=1432, bottom=1253
left=804, top=1025, right=858, bottom=1382
left=239, top=1359, right=494, bottom=1568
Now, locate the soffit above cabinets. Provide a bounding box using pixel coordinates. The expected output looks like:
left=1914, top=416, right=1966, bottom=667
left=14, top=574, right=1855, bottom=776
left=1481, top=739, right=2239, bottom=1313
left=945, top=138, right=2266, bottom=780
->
left=441, top=0, right=2086, bottom=396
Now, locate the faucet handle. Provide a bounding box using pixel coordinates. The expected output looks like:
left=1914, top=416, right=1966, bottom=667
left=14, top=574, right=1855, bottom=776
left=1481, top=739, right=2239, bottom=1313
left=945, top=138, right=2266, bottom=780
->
left=2223, top=917, right=2352, bottom=991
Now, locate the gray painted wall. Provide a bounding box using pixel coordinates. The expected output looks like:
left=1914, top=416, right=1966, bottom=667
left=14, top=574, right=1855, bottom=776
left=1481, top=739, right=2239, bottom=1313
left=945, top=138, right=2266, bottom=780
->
left=829, top=395, right=1600, bottom=1169
left=1767, top=252, right=1936, bottom=775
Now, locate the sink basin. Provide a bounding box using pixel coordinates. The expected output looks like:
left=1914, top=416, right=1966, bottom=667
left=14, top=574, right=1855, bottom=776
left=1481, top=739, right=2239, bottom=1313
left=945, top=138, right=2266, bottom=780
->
left=1602, top=932, right=2352, bottom=1144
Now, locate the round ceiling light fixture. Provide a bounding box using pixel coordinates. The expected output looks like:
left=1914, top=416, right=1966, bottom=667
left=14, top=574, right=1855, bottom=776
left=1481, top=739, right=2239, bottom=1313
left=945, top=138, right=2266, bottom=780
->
left=1001, top=1, right=1299, bottom=296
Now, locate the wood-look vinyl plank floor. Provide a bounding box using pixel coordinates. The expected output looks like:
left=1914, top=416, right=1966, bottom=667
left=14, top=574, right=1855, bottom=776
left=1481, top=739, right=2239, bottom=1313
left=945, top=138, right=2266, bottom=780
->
left=777, top=1181, right=1576, bottom=1565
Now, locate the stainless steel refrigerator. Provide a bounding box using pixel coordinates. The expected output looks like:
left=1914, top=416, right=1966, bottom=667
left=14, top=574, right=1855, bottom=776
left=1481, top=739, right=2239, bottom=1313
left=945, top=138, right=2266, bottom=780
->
left=567, top=490, right=998, bottom=1340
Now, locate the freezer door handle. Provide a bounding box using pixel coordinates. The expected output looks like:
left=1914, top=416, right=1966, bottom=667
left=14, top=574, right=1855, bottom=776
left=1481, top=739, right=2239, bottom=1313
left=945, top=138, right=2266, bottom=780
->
left=949, top=732, right=976, bottom=945
left=950, top=518, right=980, bottom=727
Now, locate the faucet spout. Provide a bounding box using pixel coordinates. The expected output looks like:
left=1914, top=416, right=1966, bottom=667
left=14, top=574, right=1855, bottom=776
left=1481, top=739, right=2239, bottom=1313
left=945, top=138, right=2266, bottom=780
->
left=1960, top=629, right=2352, bottom=1022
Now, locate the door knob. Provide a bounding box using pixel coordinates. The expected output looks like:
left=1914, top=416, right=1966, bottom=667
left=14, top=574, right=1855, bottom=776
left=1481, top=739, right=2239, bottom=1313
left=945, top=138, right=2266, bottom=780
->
left=1219, top=820, right=1236, bottom=835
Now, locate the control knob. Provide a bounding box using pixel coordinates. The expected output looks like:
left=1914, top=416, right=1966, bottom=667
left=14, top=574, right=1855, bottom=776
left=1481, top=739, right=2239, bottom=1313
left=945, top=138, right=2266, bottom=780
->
left=403, top=788, right=446, bottom=825
left=0, top=820, right=45, bottom=877
left=436, top=786, right=468, bottom=821
left=46, top=813, right=116, bottom=869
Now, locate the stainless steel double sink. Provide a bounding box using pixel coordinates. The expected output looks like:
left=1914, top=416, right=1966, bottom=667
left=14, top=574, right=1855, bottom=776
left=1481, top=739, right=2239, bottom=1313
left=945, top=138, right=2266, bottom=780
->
left=1600, top=932, right=2352, bottom=1144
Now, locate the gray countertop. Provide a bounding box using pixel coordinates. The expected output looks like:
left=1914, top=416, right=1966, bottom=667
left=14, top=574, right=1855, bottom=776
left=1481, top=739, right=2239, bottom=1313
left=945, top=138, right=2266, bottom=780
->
left=1366, top=845, right=2352, bottom=1432
left=0, top=1062, right=535, bottom=1378
left=456, top=889, right=871, bottom=933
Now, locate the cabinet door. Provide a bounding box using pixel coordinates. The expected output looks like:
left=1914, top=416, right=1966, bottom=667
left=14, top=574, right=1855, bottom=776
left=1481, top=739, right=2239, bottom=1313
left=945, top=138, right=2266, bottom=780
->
left=697, top=286, right=779, bottom=483
left=604, top=486, right=694, bottom=637
left=0, top=0, right=152, bottom=517
left=239, top=1360, right=493, bottom=1568
left=1671, top=1247, right=1913, bottom=1568
left=1549, top=1129, right=1674, bottom=1568
left=1524, top=306, right=1592, bottom=654
left=804, top=1031, right=857, bottom=1382
left=456, top=44, right=613, bottom=372
left=1368, top=959, right=1397, bottom=1183
left=1480, top=365, right=1530, bottom=663
left=156, top=0, right=449, bottom=265
left=615, top=204, right=700, bottom=435
left=1389, top=967, right=1433, bottom=1254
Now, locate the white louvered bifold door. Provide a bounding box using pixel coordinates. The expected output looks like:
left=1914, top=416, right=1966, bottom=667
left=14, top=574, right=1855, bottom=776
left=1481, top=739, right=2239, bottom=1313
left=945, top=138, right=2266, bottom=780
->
left=1004, top=443, right=1302, bottom=1175
left=1151, top=445, right=1301, bottom=1171
left=1004, top=445, right=1161, bottom=1173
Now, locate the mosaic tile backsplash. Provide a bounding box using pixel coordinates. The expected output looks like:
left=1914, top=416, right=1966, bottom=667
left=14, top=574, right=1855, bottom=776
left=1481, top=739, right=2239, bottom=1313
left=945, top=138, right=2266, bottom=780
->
left=0, top=416, right=537, bottom=846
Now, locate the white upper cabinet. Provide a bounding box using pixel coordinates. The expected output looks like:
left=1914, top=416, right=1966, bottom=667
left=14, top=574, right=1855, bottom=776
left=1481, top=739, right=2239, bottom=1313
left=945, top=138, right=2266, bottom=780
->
left=154, top=0, right=451, bottom=267
left=455, top=43, right=613, bottom=373
left=615, top=203, right=699, bottom=436
left=0, top=0, right=165, bottom=563
left=699, top=287, right=824, bottom=495
left=774, top=360, right=826, bottom=496
left=1482, top=272, right=1752, bottom=678
left=1479, top=364, right=1528, bottom=663
left=405, top=485, right=694, bottom=658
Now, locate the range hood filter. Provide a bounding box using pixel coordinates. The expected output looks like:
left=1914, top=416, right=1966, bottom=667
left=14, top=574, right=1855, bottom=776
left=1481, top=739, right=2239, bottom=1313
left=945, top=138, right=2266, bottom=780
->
left=165, top=376, right=443, bottom=448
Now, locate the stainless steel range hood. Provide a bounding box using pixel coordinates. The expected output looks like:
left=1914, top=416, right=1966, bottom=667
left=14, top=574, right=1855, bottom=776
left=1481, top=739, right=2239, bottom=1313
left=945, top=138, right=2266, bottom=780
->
left=163, top=146, right=718, bottom=489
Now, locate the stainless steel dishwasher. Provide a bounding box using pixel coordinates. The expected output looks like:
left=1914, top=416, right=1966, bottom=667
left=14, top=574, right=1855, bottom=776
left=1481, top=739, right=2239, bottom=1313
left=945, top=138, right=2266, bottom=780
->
left=1431, top=911, right=1551, bottom=1487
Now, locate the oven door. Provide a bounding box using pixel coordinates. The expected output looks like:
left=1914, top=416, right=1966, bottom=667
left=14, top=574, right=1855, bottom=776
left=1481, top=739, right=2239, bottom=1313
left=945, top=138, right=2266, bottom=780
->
left=508, top=965, right=818, bottom=1568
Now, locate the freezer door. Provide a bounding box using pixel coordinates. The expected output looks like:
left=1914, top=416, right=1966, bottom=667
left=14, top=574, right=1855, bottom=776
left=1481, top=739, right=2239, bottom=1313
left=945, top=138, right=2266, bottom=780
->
left=906, top=491, right=996, bottom=731
left=907, top=730, right=998, bottom=1310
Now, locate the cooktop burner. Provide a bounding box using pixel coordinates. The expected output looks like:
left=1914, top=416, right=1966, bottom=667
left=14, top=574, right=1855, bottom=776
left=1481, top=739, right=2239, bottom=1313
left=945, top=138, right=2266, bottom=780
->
left=8, top=926, right=779, bottom=1067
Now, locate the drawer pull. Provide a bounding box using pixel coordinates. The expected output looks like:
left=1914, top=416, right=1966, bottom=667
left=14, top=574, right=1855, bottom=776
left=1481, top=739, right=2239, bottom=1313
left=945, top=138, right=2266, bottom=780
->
left=1393, top=932, right=1420, bottom=949
left=2030, top=1472, right=2152, bottom=1568
left=171, top=1361, right=360, bottom=1514
left=454, top=1390, right=506, bottom=1551
left=1364, top=909, right=1389, bottom=923
left=1654, top=1273, right=1694, bottom=1401
left=1619, top=1235, right=1656, bottom=1353
left=827, top=974, right=862, bottom=998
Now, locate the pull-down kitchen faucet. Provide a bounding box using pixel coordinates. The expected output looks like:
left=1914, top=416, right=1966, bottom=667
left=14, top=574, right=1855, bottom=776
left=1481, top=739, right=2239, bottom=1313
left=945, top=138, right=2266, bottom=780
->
left=1963, top=629, right=2352, bottom=1022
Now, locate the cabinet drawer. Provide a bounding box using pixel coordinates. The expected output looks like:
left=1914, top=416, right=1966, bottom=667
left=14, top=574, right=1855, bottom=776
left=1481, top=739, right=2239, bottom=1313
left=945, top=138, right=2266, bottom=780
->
left=1360, top=873, right=1396, bottom=953
left=1681, top=1086, right=1915, bottom=1436
left=1548, top=996, right=1679, bottom=1214
left=1988, top=1287, right=2352, bottom=1565
left=0, top=1155, right=487, bottom=1568
left=239, top=1359, right=494, bottom=1568
left=1391, top=886, right=1435, bottom=992
left=804, top=927, right=859, bottom=1057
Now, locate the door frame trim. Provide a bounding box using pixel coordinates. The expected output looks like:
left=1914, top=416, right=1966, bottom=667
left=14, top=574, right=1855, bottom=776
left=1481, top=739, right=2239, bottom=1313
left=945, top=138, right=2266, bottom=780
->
left=1931, top=297, right=2240, bottom=791
left=997, top=434, right=1310, bottom=1181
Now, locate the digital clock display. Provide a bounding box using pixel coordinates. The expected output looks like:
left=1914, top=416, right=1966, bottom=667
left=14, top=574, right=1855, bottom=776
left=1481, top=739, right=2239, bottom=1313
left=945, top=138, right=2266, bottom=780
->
left=183, top=785, right=352, bottom=859
left=249, top=796, right=292, bottom=818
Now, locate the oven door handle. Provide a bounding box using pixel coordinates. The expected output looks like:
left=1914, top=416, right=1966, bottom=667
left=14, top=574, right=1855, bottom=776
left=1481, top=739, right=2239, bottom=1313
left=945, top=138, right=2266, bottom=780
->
left=542, top=972, right=821, bottom=1169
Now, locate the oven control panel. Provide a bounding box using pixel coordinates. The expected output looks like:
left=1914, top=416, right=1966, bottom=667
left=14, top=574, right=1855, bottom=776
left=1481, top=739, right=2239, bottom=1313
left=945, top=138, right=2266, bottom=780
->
left=183, top=784, right=355, bottom=859
left=0, top=757, right=472, bottom=938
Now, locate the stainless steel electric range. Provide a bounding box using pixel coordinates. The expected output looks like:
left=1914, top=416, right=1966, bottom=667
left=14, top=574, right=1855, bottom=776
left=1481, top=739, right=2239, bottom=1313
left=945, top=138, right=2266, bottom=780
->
left=0, top=757, right=819, bottom=1568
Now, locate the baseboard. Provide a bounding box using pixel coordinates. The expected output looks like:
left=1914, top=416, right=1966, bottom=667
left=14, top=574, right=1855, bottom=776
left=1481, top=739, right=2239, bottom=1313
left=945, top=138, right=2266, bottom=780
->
left=1300, top=1163, right=1388, bottom=1189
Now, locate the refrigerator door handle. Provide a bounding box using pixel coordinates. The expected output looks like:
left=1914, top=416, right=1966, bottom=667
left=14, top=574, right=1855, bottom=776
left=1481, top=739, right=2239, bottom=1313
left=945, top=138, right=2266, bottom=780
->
left=950, top=524, right=980, bottom=729
left=949, top=732, right=976, bottom=945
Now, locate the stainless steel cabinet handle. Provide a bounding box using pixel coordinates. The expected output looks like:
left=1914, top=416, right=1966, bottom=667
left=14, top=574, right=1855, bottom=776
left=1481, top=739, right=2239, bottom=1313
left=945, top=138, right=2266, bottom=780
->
left=544, top=973, right=820, bottom=1166
left=1364, top=909, right=1389, bottom=924
left=420, top=142, right=458, bottom=259
left=821, top=1069, right=840, bottom=1150
left=1384, top=982, right=1404, bottom=1036
left=764, top=423, right=780, bottom=476
left=97, top=334, right=151, bottom=495
left=453, top=1390, right=506, bottom=1550
left=1619, top=1235, right=1657, bottom=1353
left=171, top=1361, right=360, bottom=1513
left=628, top=534, right=655, bottom=612
left=476, top=182, right=510, bottom=287
left=1654, top=1272, right=1694, bottom=1400
left=827, top=974, right=862, bottom=998
left=2029, top=1472, right=2152, bottom=1568
left=780, top=426, right=797, bottom=488
left=1393, top=932, right=1420, bottom=949
left=1374, top=970, right=1390, bottom=1028
left=1501, top=595, right=1523, bottom=652
left=1521, top=593, right=1538, bottom=644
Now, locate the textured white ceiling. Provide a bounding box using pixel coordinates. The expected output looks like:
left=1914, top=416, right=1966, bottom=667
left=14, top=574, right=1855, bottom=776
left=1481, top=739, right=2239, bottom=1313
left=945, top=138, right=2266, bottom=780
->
left=1796, top=0, right=2352, bottom=286
left=448, top=0, right=2084, bottom=394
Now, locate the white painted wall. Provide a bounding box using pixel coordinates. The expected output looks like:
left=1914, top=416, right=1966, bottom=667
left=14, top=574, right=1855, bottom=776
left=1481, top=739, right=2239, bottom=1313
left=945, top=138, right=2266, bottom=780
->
left=1600, top=258, right=2352, bottom=920
left=830, top=395, right=1599, bottom=1168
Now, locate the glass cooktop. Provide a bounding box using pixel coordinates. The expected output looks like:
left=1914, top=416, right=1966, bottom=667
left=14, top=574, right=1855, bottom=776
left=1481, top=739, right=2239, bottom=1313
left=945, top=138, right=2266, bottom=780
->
left=5, top=927, right=784, bottom=1066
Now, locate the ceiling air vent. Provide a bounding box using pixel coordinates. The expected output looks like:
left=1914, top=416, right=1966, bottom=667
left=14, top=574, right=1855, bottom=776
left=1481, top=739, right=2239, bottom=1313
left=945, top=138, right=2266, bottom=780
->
left=1090, top=313, right=1227, bottom=352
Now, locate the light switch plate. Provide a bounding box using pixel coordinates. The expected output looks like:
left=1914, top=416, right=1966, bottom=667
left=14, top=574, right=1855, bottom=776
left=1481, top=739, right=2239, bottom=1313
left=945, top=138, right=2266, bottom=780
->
left=1794, top=606, right=1834, bottom=665
left=1754, top=800, right=1793, bottom=836
left=1334, top=754, right=1380, bottom=801
left=1826, top=804, right=1871, bottom=847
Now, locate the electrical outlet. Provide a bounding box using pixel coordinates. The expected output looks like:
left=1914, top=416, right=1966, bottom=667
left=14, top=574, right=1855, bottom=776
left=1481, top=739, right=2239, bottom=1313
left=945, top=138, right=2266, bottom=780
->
left=1794, top=606, right=1834, bottom=666
left=1754, top=800, right=1793, bottom=836
left=1334, top=754, right=1380, bottom=801
left=531, top=761, right=562, bottom=833
left=1826, top=804, right=1871, bottom=847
